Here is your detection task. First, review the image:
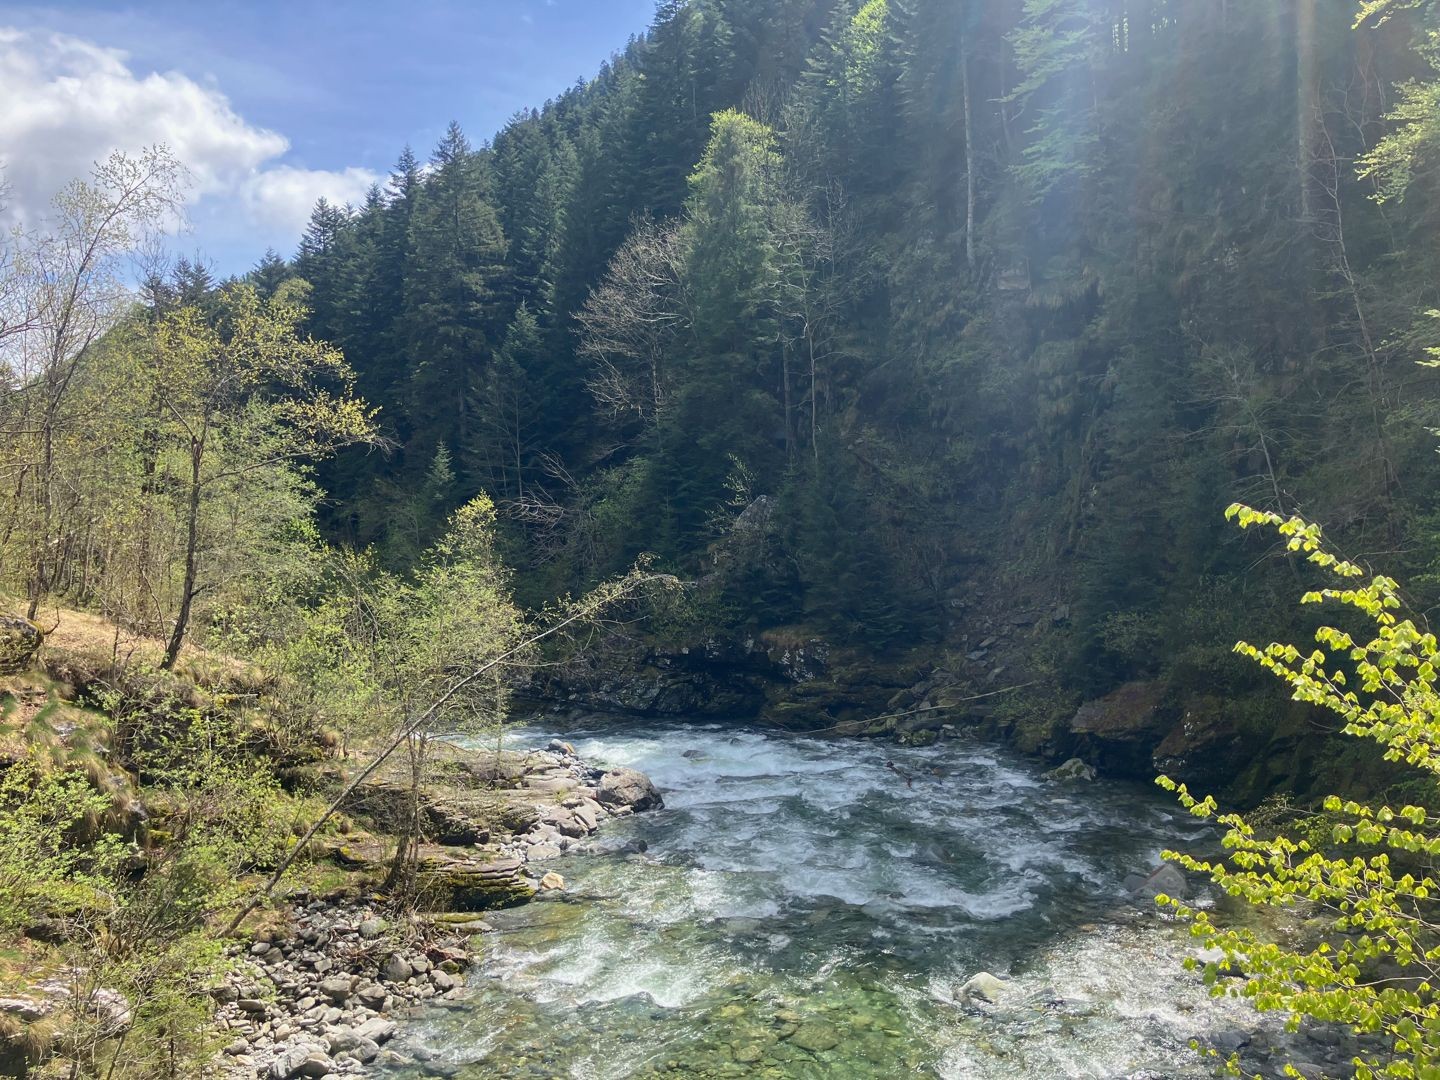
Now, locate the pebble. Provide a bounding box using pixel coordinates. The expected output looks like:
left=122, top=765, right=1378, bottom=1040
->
left=213, top=902, right=472, bottom=1080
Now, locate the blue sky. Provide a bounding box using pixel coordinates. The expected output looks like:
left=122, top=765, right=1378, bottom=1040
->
left=0, top=0, right=658, bottom=274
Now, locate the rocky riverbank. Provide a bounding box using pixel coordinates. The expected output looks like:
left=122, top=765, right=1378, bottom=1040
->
left=215, top=739, right=663, bottom=1080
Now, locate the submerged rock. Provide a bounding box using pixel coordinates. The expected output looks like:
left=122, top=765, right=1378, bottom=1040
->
left=959, top=971, right=1012, bottom=1005
left=788, top=1021, right=841, bottom=1052
left=1126, top=863, right=1188, bottom=901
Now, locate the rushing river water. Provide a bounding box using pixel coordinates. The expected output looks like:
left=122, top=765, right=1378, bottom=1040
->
left=378, top=721, right=1262, bottom=1079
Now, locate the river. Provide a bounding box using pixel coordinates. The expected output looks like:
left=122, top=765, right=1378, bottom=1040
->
left=376, top=720, right=1265, bottom=1078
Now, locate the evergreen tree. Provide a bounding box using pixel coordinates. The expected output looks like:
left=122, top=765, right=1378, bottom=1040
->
left=401, top=122, right=511, bottom=470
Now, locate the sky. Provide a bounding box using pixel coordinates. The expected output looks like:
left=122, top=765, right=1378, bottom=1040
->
left=0, top=0, right=658, bottom=276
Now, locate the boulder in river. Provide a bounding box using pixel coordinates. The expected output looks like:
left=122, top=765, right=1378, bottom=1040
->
left=959, top=971, right=1012, bottom=1005
left=597, top=767, right=663, bottom=813
left=1126, top=863, right=1188, bottom=901
left=1042, top=757, right=1097, bottom=782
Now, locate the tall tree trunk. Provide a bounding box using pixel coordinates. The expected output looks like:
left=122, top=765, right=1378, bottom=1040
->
left=808, top=324, right=819, bottom=462
left=27, top=400, right=56, bottom=620
left=962, top=37, right=977, bottom=270
left=162, top=439, right=202, bottom=670
left=1296, top=0, right=1318, bottom=221
left=781, top=337, right=794, bottom=461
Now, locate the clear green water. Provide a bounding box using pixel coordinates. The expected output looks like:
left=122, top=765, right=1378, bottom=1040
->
left=378, top=722, right=1254, bottom=1079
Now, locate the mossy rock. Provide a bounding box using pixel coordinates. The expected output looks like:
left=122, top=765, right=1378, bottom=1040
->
left=417, top=858, right=536, bottom=912
left=897, top=729, right=937, bottom=747
left=0, top=618, right=43, bottom=675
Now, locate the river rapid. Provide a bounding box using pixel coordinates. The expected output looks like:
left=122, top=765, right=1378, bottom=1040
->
left=377, top=721, right=1266, bottom=1079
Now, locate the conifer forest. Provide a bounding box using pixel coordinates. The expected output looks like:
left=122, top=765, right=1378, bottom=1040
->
left=5, top=1, right=1440, bottom=1077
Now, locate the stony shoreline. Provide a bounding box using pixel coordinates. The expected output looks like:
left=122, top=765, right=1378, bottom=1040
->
left=216, top=739, right=663, bottom=1080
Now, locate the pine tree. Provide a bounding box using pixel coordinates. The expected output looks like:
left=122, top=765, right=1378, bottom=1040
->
left=401, top=122, right=511, bottom=471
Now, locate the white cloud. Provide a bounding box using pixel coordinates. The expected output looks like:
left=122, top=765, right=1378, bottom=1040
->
left=0, top=27, right=378, bottom=258
left=240, top=165, right=378, bottom=235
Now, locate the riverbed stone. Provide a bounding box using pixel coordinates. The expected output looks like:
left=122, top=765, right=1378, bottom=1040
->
left=733, top=1043, right=765, bottom=1064
left=379, top=955, right=412, bottom=984
left=354, top=984, right=387, bottom=1010
left=355, top=1017, right=397, bottom=1044
left=318, top=976, right=354, bottom=1002
left=341, top=1037, right=380, bottom=1064
left=1127, top=863, right=1188, bottom=901
left=789, top=1022, right=841, bottom=1053
left=269, top=1043, right=334, bottom=1079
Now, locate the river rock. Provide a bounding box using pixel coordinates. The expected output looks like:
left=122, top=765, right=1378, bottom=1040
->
left=269, top=1043, right=334, bottom=1080
left=733, top=1043, right=765, bottom=1064
left=526, top=776, right=579, bottom=795
left=789, top=1022, right=841, bottom=1052
left=959, top=971, right=1011, bottom=1005
left=340, top=1036, right=380, bottom=1064
left=379, top=954, right=412, bottom=984
left=1066, top=680, right=1169, bottom=773
left=596, top=767, right=663, bottom=813
left=419, top=855, right=536, bottom=911
left=540, top=871, right=565, bottom=891
left=355, top=983, right=387, bottom=1010
left=357, top=918, right=387, bottom=940
left=1127, top=863, right=1188, bottom=901
left=317, top=976, right=354, bottom=1002
left=325, top=1028, right=361, bottom=1054
left=572, top=801, right=600, bottom=831
left=1204, top=1026, right=1251, bottom=1055
left=355, top=1017, right=397, bottom=1044
left=1043, top=757, right=1096, bottom=782
left=430, top=969, right=457, bottom=991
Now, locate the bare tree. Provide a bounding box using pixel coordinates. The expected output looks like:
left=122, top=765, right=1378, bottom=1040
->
left=577, top=217, right=693, bottom=426
left=0, top=147, right=187, bottom=618
left=769, top=184, right=847, bottom=461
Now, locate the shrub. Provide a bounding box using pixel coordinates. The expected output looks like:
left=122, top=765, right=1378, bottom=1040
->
left=1159, top=505, right=1440, bottom=1079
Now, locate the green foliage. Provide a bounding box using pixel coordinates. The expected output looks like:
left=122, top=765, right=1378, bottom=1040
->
left=1359, top=30, right=1440, bottom=203
left=0, top=756, right=123, bottom=932
left=1159, top=505, right=1440, bottom=1078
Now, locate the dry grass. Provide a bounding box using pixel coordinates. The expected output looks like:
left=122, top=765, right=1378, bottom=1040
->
left=0, top=597, right=268, bottom=702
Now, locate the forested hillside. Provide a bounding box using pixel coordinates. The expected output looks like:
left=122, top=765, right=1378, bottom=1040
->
left=10, top=2, right=1440, bottom=1076
left=245, top=0, right=1440, bottom=791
